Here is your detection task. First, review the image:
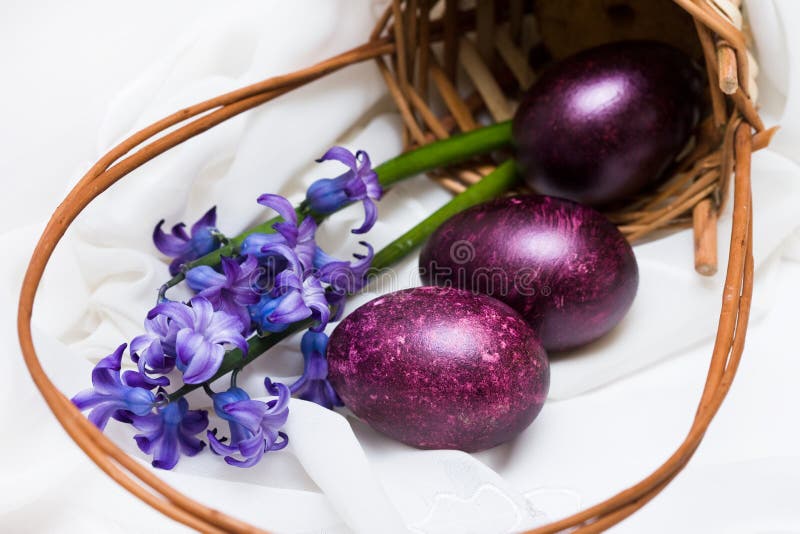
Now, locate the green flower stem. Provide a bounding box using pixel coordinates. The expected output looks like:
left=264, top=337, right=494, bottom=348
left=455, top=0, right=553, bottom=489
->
left=374, top=120, right=512, bottom=186
left=369, top=159, right=518, bottom=272
left=159, top=121, right=513, bottom=292
left=166, top=160, right=519, bottom=402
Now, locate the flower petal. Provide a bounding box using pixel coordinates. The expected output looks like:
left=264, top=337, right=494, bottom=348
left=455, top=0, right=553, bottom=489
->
left=181, top=409, right=210, bottom=435
left=316, top=146, right=358, bottom=171
left=71, top=389, right=104, bottom=411
left=189, top=296, right=215, bottom=332
left=265, top=382, right=291, bottom=415
left=87, top=402, right=123, bottom=431
left=190, top=206, right=217, bottom=235
left=181, top=342, right=225, bottom=384
left=153, top=221, right=189, bottom=257
left=240, top=233, right=286, bottom=260
left=206, top=311, right=246, bottom=346
left=207, top=429, right=238, bottom=456
left=267, top=290, right=311, bottom=325
left=352, top=198, right=378, bottom=234
left=186, top=265, right=226, bottom=293
left=90, top=344, right=127, bottom=394
left=224, top=447, right=265, bottom=468
left=257, top=194, right=297, bottom=227
left=175, top=329, right=205, bottom=368
left=151, top=426, right=181, bottom=470
left=177, top=430, right=206, bottom=457
left=123, top=369, right=169, bottom=389
left=223, top=400, right=268, bottom=434
left=148, top=301, right=194, bottom=329
left=236, top=432, right=266, bottom=459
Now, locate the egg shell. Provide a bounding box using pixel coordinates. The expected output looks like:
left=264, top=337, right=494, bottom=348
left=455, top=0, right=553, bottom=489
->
left=419, top=195, right=639, bottom=352
left=513, top=40, right=704, bottom=205
left=327, top=286, right=549, bottom=452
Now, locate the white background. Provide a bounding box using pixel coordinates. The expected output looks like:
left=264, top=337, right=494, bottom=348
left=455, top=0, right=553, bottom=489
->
left=1, top=1, right=799, bottom=533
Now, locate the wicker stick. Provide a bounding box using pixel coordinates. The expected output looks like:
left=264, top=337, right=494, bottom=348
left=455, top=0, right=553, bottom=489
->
left=608, top=162, right=718, bottom=228
left=417, top=0, right=431, bottom=98
left=696, top=124, right=753, bottom=414
left=676, top=0, right=749, bottom=93
left=370, top=3, right=394, bottom=41
left=628, top=169, right=720, bottom=228
left=430, top=173, right=468, bottom=194
left=376, top=56, right=427, bottom=144
left=717, top=40, right=739, bottom=94
left=753, top=126, right=778, bottom=151
left=509, top=0, right=525, bottom=44
left=695, top=19, right=728, bottom=127
left=443, top=0, right=458, bottom=81
left=429, top=58, right=479, bottom=131
left=687, top=6, right=761, bottom=130
left=623, top=183, right=717, bottom=241
left=458, top=37, right=514, bottom=121
left=437, top=91, right=485, bottom=133
left=730, top=88, right=764, bottom=130
left=16, top=1, right=770, bottom=533
left=406, top=0, right=418, bottom=86
left=640, top=163, right=717, bottom=214
left=495, top=23, right=536, bottom=90
left=407, top=86, right=450, bottom=139
left=717, top=112, right=742, bottom=213
left=693, top=199, right=718, bottom=275
left=476, top=0, right=496, bottom=62
left=392, top=0, right=410, bottom=96
left=621, top=156, right=718, bottom=216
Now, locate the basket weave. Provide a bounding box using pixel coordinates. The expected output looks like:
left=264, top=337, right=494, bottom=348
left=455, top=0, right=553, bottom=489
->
left=17, top=0, right=772, bottom=532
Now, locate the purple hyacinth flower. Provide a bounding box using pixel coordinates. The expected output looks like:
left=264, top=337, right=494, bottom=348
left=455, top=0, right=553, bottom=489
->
left=71, top=344, right=156, bottom=430
left=149, top=297, right=248, bottom=384
left=307, top=147, right=382, bottom=234
left=207, top=379, right=289, bottom=468
left=315, top=241, right=374, bottom=294
left=290, top=331, right=343, bottom=410
left=239, top=231, right=290, bottom=268
left=249, top=247, right=331, bottom=333
left=246, top=194, right=317, bottom=271
left=248, top=292, right=300, bottom=333
left=131, top=397, right=208, bottom=470
left=127, top=314, right=181, bottom=389
left=153, top=207, right=222, bottom=276
left=185, top=255, right=261, bottom=333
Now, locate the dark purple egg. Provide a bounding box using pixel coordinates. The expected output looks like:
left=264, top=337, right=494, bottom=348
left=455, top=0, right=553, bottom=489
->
left=327, top=286, right=549, bottom=452
left=513, top=40, right=704, bottom=205
left=419, top=195, right=638, bottom=352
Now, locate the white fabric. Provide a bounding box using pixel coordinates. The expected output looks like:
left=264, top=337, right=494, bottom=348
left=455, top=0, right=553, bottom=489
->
left=1, top=0, right=800, bottom=532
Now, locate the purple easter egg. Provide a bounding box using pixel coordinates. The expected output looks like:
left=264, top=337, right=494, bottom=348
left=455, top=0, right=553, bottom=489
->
left=327, top=286, right=549, bottom=452
left=419, top=195, right=638, bottom=352
left=513, top=40, right=704, bottom=205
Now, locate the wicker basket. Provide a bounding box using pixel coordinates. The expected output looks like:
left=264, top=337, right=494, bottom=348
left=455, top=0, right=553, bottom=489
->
left=17, top=0, right=773, bottom=532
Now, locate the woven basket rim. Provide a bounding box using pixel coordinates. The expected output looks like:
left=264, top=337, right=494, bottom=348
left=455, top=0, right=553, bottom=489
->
left=16, top=1, right=768, bottom=532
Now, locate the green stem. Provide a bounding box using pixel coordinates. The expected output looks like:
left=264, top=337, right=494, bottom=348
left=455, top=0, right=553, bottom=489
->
left=159, top=121, right=512, bottom=292
left=370, top=160, right=518, bottom=272
left=166, top=160, right=519, bottom=402
left=374, top=120, right=512, bottom=186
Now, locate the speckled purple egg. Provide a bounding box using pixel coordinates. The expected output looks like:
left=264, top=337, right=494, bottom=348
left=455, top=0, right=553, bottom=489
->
left=513, top=40, right=704, bottom=205
left=419, top=195, right=638, bottom=352
left=327, top=286, right=549, bottom=452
